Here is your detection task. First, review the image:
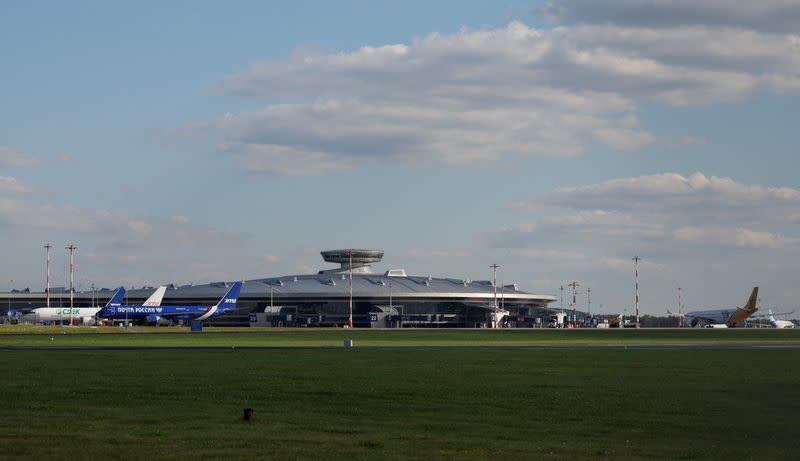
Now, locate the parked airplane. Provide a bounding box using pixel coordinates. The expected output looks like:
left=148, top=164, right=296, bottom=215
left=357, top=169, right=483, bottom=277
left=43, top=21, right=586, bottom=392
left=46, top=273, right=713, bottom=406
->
left=97, top=281, right=242, bottom=325
left=668, top=287, right=759, bottom=328
left=768, top=308, right=795, bottom=329
left=31, top=286, right=131, bottom=325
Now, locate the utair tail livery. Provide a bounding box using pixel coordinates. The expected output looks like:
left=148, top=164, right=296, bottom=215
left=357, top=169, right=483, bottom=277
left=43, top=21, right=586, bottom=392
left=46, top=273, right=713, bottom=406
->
left=31, top=286, right=128, bottom=325
left=97, top=281, right=242, bottom=325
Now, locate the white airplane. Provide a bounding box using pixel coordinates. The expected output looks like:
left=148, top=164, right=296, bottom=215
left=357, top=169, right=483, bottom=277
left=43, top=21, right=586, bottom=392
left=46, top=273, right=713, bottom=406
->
left=32, top=286, right=166, bottom=325
left=668, top=287, right=759, bottom=328
left=768, top=309, right=795, bottom=329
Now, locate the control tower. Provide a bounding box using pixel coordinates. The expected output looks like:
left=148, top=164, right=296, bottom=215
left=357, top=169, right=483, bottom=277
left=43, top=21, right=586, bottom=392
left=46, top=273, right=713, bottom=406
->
left=319, top=249, right=384, bottom=274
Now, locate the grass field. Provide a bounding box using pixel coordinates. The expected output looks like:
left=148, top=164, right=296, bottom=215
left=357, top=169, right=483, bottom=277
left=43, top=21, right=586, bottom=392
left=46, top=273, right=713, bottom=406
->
left=2, top=348, right=799, bottom=460
left=2, top=326, right=800, bottom=347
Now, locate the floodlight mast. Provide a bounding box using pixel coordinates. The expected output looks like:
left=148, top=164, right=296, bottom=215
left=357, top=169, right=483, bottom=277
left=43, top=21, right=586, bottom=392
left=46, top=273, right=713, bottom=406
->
left=490, top=263, right=500, bottom=328
left=569, top=281, right=579, bottom=328
left=44, top=243, right=52, bottom=308
left=66, top=244, right=77, bottom=325
left=587, top=287, right=592, bottom=325
left=348, top=250, right=353, bottom=329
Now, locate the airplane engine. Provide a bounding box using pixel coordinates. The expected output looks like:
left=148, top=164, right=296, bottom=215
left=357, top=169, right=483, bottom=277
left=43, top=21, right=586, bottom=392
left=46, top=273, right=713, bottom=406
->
left=145, top=314, right=171, bottom=326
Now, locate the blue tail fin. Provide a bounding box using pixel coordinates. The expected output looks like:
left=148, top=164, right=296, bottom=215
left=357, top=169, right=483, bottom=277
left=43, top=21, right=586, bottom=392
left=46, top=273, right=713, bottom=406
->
left=98, top=287, right=125, bottom=317
left=105, top=287, right=126, bottom=307
left=216, top=281, right=242, bottom=314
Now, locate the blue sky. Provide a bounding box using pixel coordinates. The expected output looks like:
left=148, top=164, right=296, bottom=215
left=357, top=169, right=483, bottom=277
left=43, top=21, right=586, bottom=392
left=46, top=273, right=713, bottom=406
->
left=2, top=0, right=799, bottom=314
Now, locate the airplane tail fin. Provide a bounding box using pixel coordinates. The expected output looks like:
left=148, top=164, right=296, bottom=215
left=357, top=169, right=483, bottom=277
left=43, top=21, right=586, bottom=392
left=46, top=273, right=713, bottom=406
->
left=744, top=287, right=759, bottom=313
left=142, top=286, right=167, bottom=306
left=215, top=281, right=242, bottom=314
left=105, top=287, right=126, bottom=307
left=768, top=308, right=776, bottom=322
left=97, top=287, right=125, bottom=317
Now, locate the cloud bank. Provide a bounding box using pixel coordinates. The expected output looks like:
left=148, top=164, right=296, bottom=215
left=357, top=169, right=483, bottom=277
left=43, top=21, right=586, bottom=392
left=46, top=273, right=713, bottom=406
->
left=0, top=147, right=40, bottom=168
left=491, top=172, right=800, bottom=257
left=181, top=1, right=800, bottom=174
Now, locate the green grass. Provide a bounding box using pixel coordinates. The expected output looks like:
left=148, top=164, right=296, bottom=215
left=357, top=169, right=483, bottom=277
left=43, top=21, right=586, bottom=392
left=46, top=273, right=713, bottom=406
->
left=1, top=349, right=798, bottom=460
left=1, top=325, right=800, bottom=347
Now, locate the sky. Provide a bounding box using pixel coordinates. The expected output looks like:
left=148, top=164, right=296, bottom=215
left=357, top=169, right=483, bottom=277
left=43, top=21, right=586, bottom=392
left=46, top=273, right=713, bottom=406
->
left=1, top=0, right=799, bottom=314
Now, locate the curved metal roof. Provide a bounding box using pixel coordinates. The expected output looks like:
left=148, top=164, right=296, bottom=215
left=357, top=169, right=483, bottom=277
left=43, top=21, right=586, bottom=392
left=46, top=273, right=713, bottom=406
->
left=142, top=272, right=556, bottom=303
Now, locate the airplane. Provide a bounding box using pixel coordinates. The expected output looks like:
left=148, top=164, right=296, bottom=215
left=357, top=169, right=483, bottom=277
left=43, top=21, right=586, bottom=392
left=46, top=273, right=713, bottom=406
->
left=668, top=287, right=758, bottom=328
left=768, top=308, right=795, bottom=329
left=97, top=281, right=242, bottom=325
left=30, top=286, right=136, bottom=325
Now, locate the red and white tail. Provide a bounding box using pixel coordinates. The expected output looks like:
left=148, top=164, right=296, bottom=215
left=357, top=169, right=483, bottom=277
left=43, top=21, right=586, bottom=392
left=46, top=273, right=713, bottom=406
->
left=142, top=286, right=167, bottom=306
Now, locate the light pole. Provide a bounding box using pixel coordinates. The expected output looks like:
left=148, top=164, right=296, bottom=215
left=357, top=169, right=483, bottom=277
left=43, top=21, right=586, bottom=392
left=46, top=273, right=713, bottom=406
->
left=490, top=263, right=500, bottom=328
left=587, top=287, right=592, bottom=326
left=569, top=281, right=579, bottom=328
left=347, top=251, right=353, bottom=329
left=7, top=279, right=11, bottom=323
left=66, top=244, right=77, bottom=326
left=44, top=243, right=52, bottom=308
left=389, top=280, right=398, bottom=328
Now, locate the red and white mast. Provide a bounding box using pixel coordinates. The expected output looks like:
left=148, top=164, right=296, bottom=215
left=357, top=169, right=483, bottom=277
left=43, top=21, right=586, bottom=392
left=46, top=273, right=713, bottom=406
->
left=633, top=256, right=641, bottom=328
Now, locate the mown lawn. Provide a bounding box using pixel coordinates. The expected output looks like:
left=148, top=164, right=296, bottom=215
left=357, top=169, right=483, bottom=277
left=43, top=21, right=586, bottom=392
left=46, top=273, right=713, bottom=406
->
left=1, top=326, right=800, bottom=347
left=1, top=349, right=799, bottom=460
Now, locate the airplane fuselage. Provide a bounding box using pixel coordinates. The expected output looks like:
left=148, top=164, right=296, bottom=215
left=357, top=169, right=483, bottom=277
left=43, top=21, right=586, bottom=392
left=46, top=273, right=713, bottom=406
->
left=100, top=305, right=211, bottom=321
left=685, top=306, right=755, bottom=327
left=32, top=307, right=101, bottom=322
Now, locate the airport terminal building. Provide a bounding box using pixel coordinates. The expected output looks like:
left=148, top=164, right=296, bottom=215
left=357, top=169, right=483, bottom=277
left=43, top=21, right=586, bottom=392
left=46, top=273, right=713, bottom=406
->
left=6, top=249, right=558, bottom=327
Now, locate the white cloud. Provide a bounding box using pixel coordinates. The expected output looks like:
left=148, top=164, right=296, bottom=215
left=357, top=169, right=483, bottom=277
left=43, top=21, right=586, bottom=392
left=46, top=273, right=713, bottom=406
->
left=0, top=176, right=34, bottom=194
left=491, top=172, right=800, bottom=254
left=180, top=3, right=800, bottom=175
left=547, top=172, right=800, bottom=224
left=0, top=147, right=40, bottom=167
left=0, top=196, right=243, bottom=249
left=261, top=254, right=280, bottom=263
left=511, top=248, right=663, bottom=273
left=538, top=0, right=800, bottom=34
left=673, top=226, right=798, bottom=249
